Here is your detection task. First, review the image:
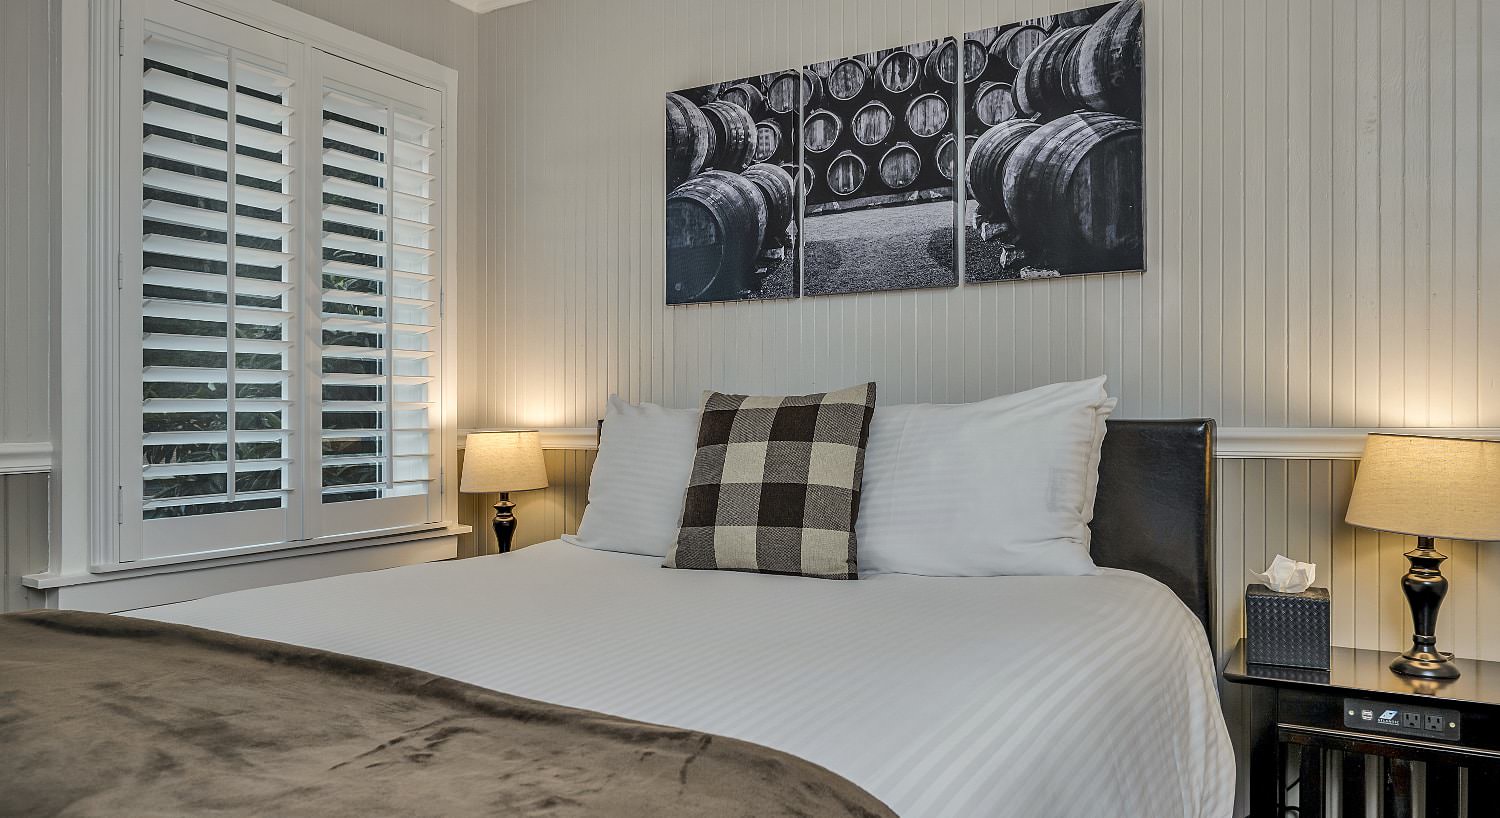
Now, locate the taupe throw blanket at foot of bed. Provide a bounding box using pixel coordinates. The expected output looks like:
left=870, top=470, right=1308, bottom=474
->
left=0, top=611, right=894, bottom=818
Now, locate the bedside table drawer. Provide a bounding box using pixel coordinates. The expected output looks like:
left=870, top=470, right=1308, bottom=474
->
left=1278, top=688, right=1500, bottom=760
left=1224, top=639, right=1500, bottom=816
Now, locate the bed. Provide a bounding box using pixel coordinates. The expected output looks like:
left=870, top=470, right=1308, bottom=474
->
left=3, top=420, right=1234, bottom=817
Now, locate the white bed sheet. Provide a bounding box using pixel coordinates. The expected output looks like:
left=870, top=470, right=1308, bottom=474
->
left=137, top=539, right=1234, bottom=817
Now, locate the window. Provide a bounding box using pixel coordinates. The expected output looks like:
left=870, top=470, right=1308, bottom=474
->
left=114, top=0, right=451, bottom=566
left=313, top=55, right=442, bottom=537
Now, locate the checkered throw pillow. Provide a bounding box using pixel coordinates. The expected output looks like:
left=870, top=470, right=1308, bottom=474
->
left=665, top=383, right=877, bottom=580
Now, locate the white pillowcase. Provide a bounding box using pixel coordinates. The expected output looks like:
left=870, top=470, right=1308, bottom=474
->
left=856, top=377, right=1115, bottom=577
left=567, top=395, right=699, bottom=558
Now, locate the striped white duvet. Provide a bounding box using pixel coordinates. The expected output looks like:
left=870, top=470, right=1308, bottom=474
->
left=137, top=539, right=1234, bottom=817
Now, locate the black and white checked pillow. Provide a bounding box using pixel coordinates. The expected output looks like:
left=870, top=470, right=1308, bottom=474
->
left=665, top=383, right=876, bottom=580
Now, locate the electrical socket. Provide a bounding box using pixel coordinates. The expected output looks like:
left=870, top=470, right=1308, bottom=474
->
left=1345, top=697, right=1461, bottom=742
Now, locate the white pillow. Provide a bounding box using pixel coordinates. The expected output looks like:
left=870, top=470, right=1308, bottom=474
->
left=856, top=377, right=1115, bottom=577
left=1083, top=395, right=1119, bottom=536
left=567, top=396, right=699, bottom=557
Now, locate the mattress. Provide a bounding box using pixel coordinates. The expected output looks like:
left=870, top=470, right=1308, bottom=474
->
left=137, top=539, right=1235, bottom=817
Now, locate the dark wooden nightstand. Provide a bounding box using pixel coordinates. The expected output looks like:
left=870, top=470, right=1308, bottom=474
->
left=1223, top=638, right=1500, bottom=817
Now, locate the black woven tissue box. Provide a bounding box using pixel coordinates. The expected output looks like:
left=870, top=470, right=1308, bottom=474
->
left=1245, top=584, right=1331, bottom=670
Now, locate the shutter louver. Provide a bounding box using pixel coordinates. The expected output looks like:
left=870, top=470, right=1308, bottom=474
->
left=317, top=80, right=439, bottom=511
left=139, top=31, right=297, bottom=523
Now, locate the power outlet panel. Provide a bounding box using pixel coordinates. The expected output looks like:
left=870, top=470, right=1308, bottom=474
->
left=1343, top=698, right=1462, bottom=743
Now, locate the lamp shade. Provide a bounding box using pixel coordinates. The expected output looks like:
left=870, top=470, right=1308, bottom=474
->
left=460, top=431, right=549, bottom=494
left=1346, top=434, right=1500, bottom=541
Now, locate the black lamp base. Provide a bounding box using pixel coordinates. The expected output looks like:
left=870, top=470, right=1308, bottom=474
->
left=1390, top=650, right=1460, bottom=680
left=492, top=493, right=518, bottom=554
left=1391, top=537, right=1460, bottom=680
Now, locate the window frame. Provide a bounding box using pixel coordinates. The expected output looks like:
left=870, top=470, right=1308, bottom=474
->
left=72, top=0, right=459, bottom=573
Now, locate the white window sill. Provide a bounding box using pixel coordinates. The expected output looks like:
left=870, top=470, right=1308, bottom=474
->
left=23, top=523, right=470, bottom=590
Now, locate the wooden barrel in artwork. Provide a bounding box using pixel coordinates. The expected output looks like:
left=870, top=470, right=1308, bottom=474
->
left=827, top=57, right=872, bottom=106
left=780, top=161, right=815, bottom=198
left=1026, top=15, right=1057, bottom=32
left=935, top=133, right=978, bottom=181
left=988, top=25, right=1048, bottom=74
left=826, top=150, right=867, bottom=197
left=1063, top=0, right=1144, bottom=119
left=874, top=50, right=921, bottom=97
left=801, top=69, right=826, bottom=109
left=970, top=81, right=1019, bottom=129
left=666, top=92, right=714, bottom=189
left=850, top=100, right=895, bottom=147
left=1053, top=7, right=1108, bottom=28
left=1013, top=25, right=1089, bottom=117
left=752, top=119, right=785, bottom=163
left=961, top=39, right=989, bottom=84
left=666, top=170, right=769, bottom=301
left=966, top=118, right=1041, bottom=216
left=803, top=108, right=843, bottom=155
left=742, top=163, right=796, bottom=242
left=700, top=100, right=757, bottom=170
left=922, top=39, right=959, bottom=88
left=906, top=39, right=940, bottom=60
left=1001, top=111, right=1143, bottom=266
left=878, top=142, right=922, bottom=190
left=677, top=83, right=723, bottom=106
left=718, top=82, right=768, bottom=120
left=904, top=93, right=950, bottom=140
left=922, top=38, right=988, bottom=89
left=765, top=70, right=809, bottom=115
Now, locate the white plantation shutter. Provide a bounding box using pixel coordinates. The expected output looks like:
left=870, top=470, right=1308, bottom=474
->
left=122, top=3, right=299, bottom=560
left=115, top=0, right=447, bottom=565
left=311, top=53, right=442, bottom=536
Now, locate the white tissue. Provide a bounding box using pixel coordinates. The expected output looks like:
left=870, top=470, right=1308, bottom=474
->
left=1252, top=554, right=1317, bottom=594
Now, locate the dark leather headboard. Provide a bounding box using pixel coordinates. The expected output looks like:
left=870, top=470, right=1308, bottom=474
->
left=1089, top=419, right=1216, bottom=651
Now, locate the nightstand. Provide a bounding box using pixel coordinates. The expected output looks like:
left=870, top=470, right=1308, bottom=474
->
left=1223, top=638, right=1500, bottom=817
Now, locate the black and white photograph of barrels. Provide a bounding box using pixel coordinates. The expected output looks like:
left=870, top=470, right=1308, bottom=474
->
left=800, top=38, right=962, bottom=296
left=964, top=0, right=1145, bottom=282
left=665, top=75, right=800, bottom=305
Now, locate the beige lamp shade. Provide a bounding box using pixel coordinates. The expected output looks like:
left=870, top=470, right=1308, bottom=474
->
left=460, top=431, right=549, bottom=494
left=1346, top=434, right=1500, bottom=541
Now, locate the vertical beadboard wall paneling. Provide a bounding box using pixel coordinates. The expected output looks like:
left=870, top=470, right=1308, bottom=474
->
left=507, top=449, right=595, bottom=550
left=0, top=0, right=57, bottom=611
left=456, top=447, right=594, bottom=556
left=1214, top=458, right=1495, bottom=662
left=473, top=0, right=1500, bottom=652
left=1, top=0, right=55, bottom=446
left=1, top=474, right=49, bottom=612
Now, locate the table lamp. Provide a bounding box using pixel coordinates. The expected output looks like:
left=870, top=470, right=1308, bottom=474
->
left=1346, top=434, right=1500, bottom=679
left=461, top=430, right=549, bottom=554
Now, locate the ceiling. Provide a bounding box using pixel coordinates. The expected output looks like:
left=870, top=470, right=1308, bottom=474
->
left=447, top=0, right=537, bottom=11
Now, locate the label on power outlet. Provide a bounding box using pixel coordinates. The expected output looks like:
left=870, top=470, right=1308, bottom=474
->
left=1343, top=698, right=1461, bottom=742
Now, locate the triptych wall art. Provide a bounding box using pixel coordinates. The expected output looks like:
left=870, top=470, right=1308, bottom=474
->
left=664, top=0, right=1144, bottom=306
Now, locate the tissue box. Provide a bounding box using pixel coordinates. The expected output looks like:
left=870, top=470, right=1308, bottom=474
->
left=1245, top=584, right=1330, bottom=670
